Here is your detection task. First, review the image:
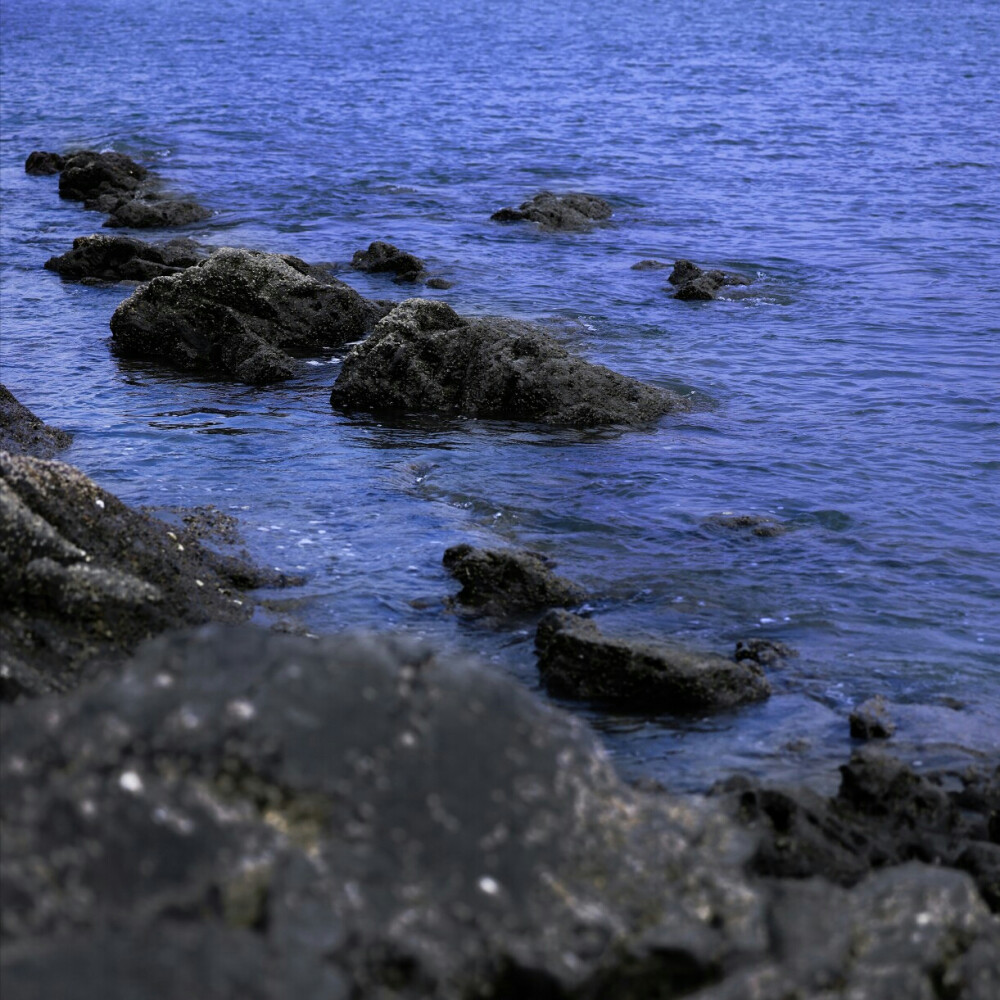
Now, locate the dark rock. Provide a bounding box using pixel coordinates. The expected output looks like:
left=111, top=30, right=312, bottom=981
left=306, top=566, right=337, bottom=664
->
left=45, top=234, right=208, bottom=283
left=330, top=298, right=685, bottom=427
left=850, top=695, right=896, bottom=739
left=704, top=513, right=786, bottom=537
left=110, top=248, right=384, bottom=384
left=0, top=386, right=73, bottom=459
left=425, top=277, right=454, bottom=289
left=24, top=150, right=65, bottom=175
left=535, top=609, right=771, bottom=710
left=4, top=627, right=997, bottom=998
left=734, top=637, right=797, bottom=666
left=631, top=259, right=671, bottom=270
left=350, top=240, right=426, bottom=282
left=443, top=543, right=584, bottom=616
left=26, top=147, right=210, bottom=230
left=718, top=747, right=1000, bottom=912
left=669, top=259, right=753, bottom=301
left=0, top=452, right=279, bottom=700
left=105, top=197, right=212, bottom=229
left=490, top=191, right=613, bottom=231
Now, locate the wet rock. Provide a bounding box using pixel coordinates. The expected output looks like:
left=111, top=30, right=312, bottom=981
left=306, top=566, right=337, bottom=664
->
left=734, top=637, right=797, bottom=666
left=330, top=298, right=684, bottom=427
left=535, top=610, right=772, bottom=710
left=106, top=196, right=212, bottom=229
left=110, top=248, right=386, bottom=384
left=443, top=543, right=585, bottom=616
left=704, top=513, right=786, bottom=537
left=350, top=240, right=426, bottom=282
left=44, top=234, right=208, bottom=283
left=24, top=150, right=65, bottom=175
left=631, top=258, right=671, bottom=270
left=0, top=386, right=72, bottom=459
left=425, top=276, right=454, bottom=289
left=4, top=627, right=997, bottom=998
left=490, top=191, right=613, bottom=231
left=24, top=148, right=210, bottom=229
left=850, top=694, right=897, bottom=739
left=0, top=624, right=770, bottom=998
left=669, top=259, right=753, bottom=301
left=717, top=747, right=1000, bottom=912
left=0, top=452, right=279, bottom=700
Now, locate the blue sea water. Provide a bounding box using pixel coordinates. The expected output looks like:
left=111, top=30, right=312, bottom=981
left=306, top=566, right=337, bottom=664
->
left=1, top=0, right=998, bottom=791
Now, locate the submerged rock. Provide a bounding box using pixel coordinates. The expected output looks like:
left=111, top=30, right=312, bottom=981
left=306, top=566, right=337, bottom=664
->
left=330, top=298, right=684, bottom=427
left=490, top=191, right=613, bottom=231
left=24, top=148, right=209, bottom=229
left=631, top=258, right=671, bottom=270
left=734, top=637, right=797, bottom=666
left=850, top=694, right=897, bottom=739
left=0, top=452, right=280, bottom=700
left=45, top=234, right=208, bottom=283
left=0, top=385, right=73, bottom=459
left=350, top=240, right=426, bottom=282
left=110, top=248, right=387, bottom=384
left=717, top=747, right=1000, bottom=912
left=704, top=513, right=787, bottom=537
left=3, top=626, right=996, bottom=998
left=669, top=259, right=753, bottom=301
left=443, top=543, right=584, bottom=616
left=535, top=610, right=772, bottom=710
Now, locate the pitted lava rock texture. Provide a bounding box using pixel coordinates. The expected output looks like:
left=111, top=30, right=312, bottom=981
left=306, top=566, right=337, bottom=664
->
left=668, top=259, right=753, bottom=301
left=330, top=298, right=684, bottom=427
left=0, top=386, right=72, bottom=459
left=45, top=234, right=208, bottom=283
left=0, top=452, right=281, bottom=700
left=491, top=191, right=613, bottom=231
left=2, top=627, right=997, bottom=998
left=443, top=543, right=584, bottom=616
left=110, top=248, right=388, bottom=383
left=717, top=747, right=1000, bottom=913
left=25, top=148, right=210, bottom=229
left=350, top=240, right=426, bottom=282
left=535, top=610, right=772, bottom=710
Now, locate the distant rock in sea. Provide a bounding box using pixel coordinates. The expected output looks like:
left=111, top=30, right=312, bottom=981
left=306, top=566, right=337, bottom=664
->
left=491, top=190, right=613, bottom=231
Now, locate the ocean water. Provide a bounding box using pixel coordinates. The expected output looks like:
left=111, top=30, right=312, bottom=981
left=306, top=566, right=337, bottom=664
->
left=1, top=0, right=998, bottom=791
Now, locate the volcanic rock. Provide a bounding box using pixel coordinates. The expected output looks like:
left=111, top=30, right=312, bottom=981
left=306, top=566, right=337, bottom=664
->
left=669, top=259, right=753, bottom=301
left=350, top=240, right=426, bottom=282
left=443, top=543, right=585, bottom=616
left=0, top=452, right=281, bottom=700
left=106, top=196, right=212, bottom=229
left=734, top=637, right=797, bottom=666
left=0, top=386, right=73, bottom=459
left=490, top=191, right=613, bottom=231
left=704, top=513, right=786, bottom=537
left=850, top=695, right=897, bottom=739
left=330, top=298, right=684, bottom=427
left=45, top=234, right=208, bottom=283
left=535, top=610, right=772, bottom=710
left=110, top=248, right=388, bottom=383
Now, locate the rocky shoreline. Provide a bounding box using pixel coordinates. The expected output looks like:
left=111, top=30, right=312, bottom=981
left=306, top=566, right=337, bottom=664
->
left=2, top=149, right=998, bottom=997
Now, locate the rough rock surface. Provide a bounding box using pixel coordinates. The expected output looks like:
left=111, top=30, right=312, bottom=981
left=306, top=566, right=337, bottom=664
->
left=536, top=610, right=772, bottom=710
left=443, top=543, right=584, bottom=617
left=45, top=234, right=208, bottom=283
left=4, top=626, right=997, bottom=999
left=0, top=452, right=284, bottom=700
left=110, top=248, right=388, bottom=383
left=850, top=694, right=897, bottom=739
left=491, top=191, right=613, bottom=231
left=0, top=386, right=72, bottom=459
left=24, top=148, right=210, bottom=229
left=351, top=240, right=426, bottom=282
left=669, top=259, right=753, bottom=301
left=734, top=637, right=797, bottom=667
left=330, top=298, right=684, bottom=427
left=717, top=747, right=1000, bottom=912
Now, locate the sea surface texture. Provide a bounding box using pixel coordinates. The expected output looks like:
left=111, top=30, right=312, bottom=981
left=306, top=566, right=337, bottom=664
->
left=2, top=0, right=998, bottom=790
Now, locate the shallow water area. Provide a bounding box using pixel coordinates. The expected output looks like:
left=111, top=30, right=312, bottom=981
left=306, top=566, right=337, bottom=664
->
left=2, top=0, right=999, bottom=792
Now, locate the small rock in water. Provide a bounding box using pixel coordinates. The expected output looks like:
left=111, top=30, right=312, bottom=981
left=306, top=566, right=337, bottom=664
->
left=535, top=609, right=771, bottom=710
left=443, top=543, right=584, bottom=617
left=490, top=190, right=613, bottom=231
left=45, top=234, right=208, bottom=283
left=734, top=637, right=797, bottom=666
left=850, top=694, right=896, bottom=739
left=668, top=259, right=753, bottom=300
left=704, top=513, right=787, bottom=537
left=631, top=258, right=671, bottom=270
left=350, top=240, right=426, bottom=282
